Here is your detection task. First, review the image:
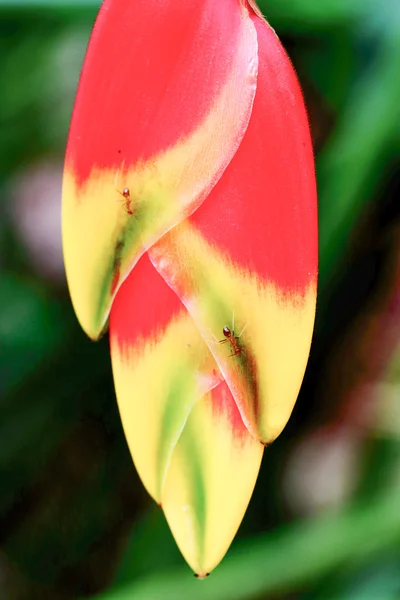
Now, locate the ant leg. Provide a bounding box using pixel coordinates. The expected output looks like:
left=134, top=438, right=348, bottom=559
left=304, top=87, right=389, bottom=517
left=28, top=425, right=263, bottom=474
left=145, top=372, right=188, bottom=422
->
left=204, top=338, right=219, bottom=345
left=205, top=330, right=221, bottom=345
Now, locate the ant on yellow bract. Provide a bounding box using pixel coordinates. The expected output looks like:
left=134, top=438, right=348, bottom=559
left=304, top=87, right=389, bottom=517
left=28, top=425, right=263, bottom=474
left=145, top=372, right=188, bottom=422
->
left=209, top=314, right=247, bottom=358
left=219, top=326, right=242, bottom=357
left=116, top=187, right=133, bottom=215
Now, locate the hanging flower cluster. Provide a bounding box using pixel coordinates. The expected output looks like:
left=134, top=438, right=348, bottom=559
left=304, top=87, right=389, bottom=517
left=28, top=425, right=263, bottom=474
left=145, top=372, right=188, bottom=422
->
left=62, top=0, right=318, bottom=576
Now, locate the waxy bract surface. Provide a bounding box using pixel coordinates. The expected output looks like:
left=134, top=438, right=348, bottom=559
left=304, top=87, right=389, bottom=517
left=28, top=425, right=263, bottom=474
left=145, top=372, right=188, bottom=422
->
left=62, top=0, right=318, bottom=576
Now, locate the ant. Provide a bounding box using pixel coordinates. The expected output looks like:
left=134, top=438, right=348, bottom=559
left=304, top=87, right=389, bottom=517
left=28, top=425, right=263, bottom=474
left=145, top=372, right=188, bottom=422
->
left=209, top=314, right=247, bottom=357
left=219, top=326, right=243, bottom=357
left=116, top=187, right=133, bottom=215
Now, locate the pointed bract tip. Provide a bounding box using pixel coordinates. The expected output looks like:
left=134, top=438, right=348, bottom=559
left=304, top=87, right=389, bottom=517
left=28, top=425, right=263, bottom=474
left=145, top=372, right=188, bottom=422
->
left=194, top=572, right=210, bottom=580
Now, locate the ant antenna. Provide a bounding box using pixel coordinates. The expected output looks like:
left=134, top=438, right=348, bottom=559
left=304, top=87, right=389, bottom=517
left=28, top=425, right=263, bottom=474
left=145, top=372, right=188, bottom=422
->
left=237, top=323, right=247, bottom=338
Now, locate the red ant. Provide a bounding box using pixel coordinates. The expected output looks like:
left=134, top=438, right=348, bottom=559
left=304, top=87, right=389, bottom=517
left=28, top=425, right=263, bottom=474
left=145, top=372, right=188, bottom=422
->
left=219, top=326, right=243, bottom=357
left=116, top=187, right=133, bottom=215
left=209, top=314, right=247, bottom=357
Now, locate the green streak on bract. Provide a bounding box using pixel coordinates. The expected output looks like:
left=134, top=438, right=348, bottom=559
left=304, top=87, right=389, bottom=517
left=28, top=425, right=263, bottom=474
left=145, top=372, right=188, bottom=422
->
left=179, top=416, right=207, bottom=568
left=187, top=263, right=259, bottom=410
left=94, top=210, right=144, bottom=337
left=94, top=186, right=174, bottom=336
left=156, top=371, right=196, bottom=500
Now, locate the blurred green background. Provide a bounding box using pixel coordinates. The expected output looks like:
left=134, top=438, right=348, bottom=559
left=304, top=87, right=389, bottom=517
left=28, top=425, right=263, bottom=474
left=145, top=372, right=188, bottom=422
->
left=1, top=0, right=400, bottom=598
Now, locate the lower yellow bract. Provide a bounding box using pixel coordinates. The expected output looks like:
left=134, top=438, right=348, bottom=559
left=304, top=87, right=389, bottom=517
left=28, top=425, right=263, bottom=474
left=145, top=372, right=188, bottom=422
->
left=162, top=382, right=263, bottom=575
left=110, top=308, right=222, bottom=502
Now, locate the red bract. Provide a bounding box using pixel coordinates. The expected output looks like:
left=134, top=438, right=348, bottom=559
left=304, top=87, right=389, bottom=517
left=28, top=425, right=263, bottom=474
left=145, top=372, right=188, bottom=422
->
left=62, top=0, right=318, bottom=576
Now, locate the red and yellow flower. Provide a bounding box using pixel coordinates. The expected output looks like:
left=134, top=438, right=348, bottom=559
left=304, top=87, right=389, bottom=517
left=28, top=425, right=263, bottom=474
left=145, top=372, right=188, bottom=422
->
left=62, top=0, right=318, bottom=576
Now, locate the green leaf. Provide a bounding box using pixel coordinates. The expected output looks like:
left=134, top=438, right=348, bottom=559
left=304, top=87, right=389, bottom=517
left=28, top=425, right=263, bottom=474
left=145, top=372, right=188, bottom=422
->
left=94, top=488, right=400, bottom=599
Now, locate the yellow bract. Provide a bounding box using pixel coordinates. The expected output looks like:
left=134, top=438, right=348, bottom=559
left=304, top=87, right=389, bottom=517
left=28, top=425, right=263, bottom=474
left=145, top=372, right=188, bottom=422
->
left=162, top=382, right=263, bottom=576
left=110, top=307, right=222, bottom=502
left=150, top=222, right=317, bottom=443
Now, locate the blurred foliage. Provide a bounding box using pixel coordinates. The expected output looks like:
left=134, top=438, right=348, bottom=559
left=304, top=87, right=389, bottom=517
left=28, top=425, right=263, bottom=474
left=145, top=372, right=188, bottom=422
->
left=0, top=0, right=399, bottom=599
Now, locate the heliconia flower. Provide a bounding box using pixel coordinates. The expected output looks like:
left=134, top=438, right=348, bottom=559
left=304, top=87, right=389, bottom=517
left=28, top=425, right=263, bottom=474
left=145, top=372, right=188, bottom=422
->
left=62, top=0, right=318, bottom=577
